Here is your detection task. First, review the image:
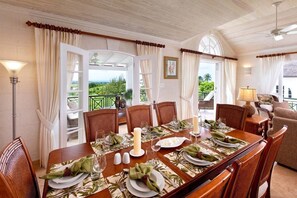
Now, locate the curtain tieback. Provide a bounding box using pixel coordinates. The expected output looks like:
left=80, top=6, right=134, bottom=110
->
left=36, top=109, right=54, bottom=130
left=180, top=96, right=190, bottom=102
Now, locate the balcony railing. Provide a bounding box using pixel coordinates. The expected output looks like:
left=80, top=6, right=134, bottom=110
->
left=284, top=97, right=297, bottom=110
left=68, top=94, right=120, bottom=111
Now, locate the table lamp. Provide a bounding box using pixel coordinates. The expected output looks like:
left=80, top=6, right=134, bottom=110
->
left=0, top=60, right=27, bottom=140
left=237, top=86, right=258, bottom=117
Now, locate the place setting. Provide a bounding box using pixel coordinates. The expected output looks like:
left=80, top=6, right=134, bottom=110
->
left=202, top=118, right=234, bottom=133
left=41, top=155, right=108, bottom=197
left=164, top=143, right=222, bottom=177
left=91, top=130, right=132, bottom=154
left=201, top=131, right=249, bottom=155
left=162, top=116, right=193, bottom=132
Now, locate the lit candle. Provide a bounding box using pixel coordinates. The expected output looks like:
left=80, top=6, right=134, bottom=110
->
left=133, top=127, right=141, bottom=155
left=193, top=115, right=199, bottom=133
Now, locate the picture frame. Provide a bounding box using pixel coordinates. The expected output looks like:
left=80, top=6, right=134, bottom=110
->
left=164, top=56, right=178, bottom=79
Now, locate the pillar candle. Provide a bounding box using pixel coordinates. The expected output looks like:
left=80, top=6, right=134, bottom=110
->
left=133, top=127, right=142, bottom=155
left=193, top=115, right=199, bottom=133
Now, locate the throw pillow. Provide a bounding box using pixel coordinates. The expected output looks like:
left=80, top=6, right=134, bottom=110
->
left=272, top=101, right=290, bottom=110
left=258, top=94, right=273, bottom=105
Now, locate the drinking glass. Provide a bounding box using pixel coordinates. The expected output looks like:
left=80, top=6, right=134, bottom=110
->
left=91, top=153, right=107, bottom=181
left=150, top=137, right=161, bottom=164
left=172, top=115, right=179, bottom=130
left=95, top=130, right=109, bottom=153
left=141, top=121, right=149, bottom=140
left=218, top=117, right=227, bottom=127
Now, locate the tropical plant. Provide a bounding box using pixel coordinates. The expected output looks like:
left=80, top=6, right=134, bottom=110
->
left=204, top=73, right=212, bottom=82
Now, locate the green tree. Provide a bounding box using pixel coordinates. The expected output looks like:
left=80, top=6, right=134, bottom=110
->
left=198, top=76, right=203, bottom=85
left=104, top=75, right=126, bottom=95
left=204, top=73, right=212, bottom=82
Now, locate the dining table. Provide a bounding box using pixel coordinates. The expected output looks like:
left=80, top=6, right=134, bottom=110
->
left=42, top=120, right=263, bottom=198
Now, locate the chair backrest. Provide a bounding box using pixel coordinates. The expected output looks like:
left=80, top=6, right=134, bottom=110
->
left=83, top=109, right=118, bottom=142
left=155, top=101, right=177, bottom=125
left=0, top=137, right=40, bottom=198
left=186, top=167, right=233, bottom=198
left=225, top=141, right=266, bottom=198
left=126, top=104, right=153, bottom=133
left=250, top=126, right=287, bottom=198
left=216, top=104, right=248, bottom=130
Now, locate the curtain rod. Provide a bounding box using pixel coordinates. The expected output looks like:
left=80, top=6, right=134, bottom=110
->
left=180, top=48, right=238, bottom=61
left=256, top=51, right=297, bottom=58
left=26, top=21, right=165, bottom=48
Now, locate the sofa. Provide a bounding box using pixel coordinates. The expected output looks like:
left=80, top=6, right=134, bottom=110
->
left=269, top=107, right=297, bottom=170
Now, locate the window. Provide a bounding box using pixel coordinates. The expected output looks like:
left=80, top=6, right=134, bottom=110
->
left=199, top=35, right=222, bottom=55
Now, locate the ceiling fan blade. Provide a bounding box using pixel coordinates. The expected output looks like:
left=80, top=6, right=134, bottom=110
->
left=287, top=31, right=297, bottom=35
left=281, top=24, right=297, bottom=32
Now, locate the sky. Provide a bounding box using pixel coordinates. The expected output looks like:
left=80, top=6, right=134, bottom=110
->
left=88, top=70, right=126, bottom=82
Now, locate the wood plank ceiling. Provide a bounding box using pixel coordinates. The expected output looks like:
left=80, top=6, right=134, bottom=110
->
left=1, top=0, right=297, bottom=55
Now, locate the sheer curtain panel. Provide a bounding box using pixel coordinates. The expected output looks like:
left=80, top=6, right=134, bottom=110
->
left=34, top=28, right=81, bottom=167
left=222, top=59, right=237, bottom=104
left=180, top=52, right=200, bottom=119
left=136, top=44, right=162, bottom=103
left=257, top=55, right=285, bottom=94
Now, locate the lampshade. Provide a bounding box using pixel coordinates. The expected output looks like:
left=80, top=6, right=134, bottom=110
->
left=237, top=86, right=258, bottom=102
left=0, top=60, right=27, bottom=77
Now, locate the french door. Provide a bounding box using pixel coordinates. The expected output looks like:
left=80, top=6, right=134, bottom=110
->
left=60, top=43, right=89, bottom=148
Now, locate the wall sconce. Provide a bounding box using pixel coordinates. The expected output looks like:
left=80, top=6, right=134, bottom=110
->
left=243, top=64, right=252, bottom=75
left=0, top=60, right=27, bottom=140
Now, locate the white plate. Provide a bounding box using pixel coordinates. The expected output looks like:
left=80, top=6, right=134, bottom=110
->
left=183, top=152, right=213, bottom=166
left=48, top=173, right=88, bottom=189
left=126, top=170, right=165, bottom=197
left=129, top=149, right=145, bottom=157
left=212, top=138, right=239, bottom=148
left=157, top=137, right=187, bottom=148
left=105, top=134, right=126, bottom=145
left=129, top=170, right=163, bottom=193
left=52, top=173, right=84, bottom=184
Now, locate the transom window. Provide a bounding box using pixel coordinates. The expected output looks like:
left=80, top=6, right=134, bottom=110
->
left=199, top=35, right=222, bottom=55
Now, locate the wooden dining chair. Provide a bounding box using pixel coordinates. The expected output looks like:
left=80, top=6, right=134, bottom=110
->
left=224, top=141, right=266, bottom=198
left=250, top=126, right=287, bottom=198
left=186, top=167, right=234, bottom=198
left=126, top=104, right=153, bottom=133
left=83, top=109, right=119, bottom=142
left=216, top=104, right=248, bottom=130
left=155, top=101, right=177, bottom=125
left=0, top=137, right=40, bottom=198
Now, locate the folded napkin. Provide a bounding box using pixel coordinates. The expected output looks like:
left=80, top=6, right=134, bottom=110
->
left=150, top=127, right=164, bottom=134
left=205, top=119, right=219, bottom=129
left=211, top=131, right=242, bottom=144
left=129, top=163, right=160, bottom=193
left=179, top=120, right=189, bottom=129
left=183, top=144, right=218, bottom=162
left=40, top=156, right=92, bottom=180
left=109, top=132, right=123, bottom=145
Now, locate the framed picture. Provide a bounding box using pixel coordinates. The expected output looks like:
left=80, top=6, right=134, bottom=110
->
left=164, top=56, right=178, bottom=79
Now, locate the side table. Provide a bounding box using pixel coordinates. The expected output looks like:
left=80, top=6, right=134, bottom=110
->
left=244, top=114, right=269, bottom=138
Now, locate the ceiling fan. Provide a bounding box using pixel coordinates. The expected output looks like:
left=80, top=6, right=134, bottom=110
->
left=270, top=1, right=297, bottom=41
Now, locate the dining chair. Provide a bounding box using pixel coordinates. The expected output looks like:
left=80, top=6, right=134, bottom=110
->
left=155, top=101, right=177, bottom=125
left=250, top=126, right=287, bottom=198
left=186, top=167, right=233, bottom=198
left=83, top=108, right=119, bottom=142
left=126, top=104, right=153, bottom=133
left=216, top=104, right=248, bottom=130
left=0, top=137, right=40, bottom=198
left=224, top=141, right=266, bottom=198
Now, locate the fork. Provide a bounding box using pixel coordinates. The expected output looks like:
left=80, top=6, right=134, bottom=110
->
left=119, top=182, right=128, bottom=198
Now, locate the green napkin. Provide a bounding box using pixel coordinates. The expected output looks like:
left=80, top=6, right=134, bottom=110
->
left=183, top=144, right=218, bottom=162
left=129, top=163, right=160, bottom=193
left=40, top=156, right=93, bottom=180
left=179, top=120, right=189, bottom=129
left=151, top=127, right=164, bottom=134
left=109, top=132, right=123, bottom=145
left=211, top=131, right=242, bottom=144
left=205, top=119, right=219, bottom=129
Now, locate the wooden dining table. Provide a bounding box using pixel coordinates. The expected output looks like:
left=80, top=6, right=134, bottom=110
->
left=42, top=122, right=263, bottom=198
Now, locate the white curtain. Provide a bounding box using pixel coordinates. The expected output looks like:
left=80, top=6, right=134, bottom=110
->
left=136, top=44, right=162, bottom=103
left=180, top=52, right=200, bottom=119
left=219, top=59, right=237, bottom=104
left=34, top=28, right=81, bottom=167
left=257, top=56, right=285, bottom=94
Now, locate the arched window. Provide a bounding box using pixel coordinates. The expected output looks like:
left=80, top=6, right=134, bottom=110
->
left=199, top=35, right=222, bottom=55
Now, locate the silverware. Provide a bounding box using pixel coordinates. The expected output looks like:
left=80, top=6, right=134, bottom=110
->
left=159, top=171, right=178, bottom=188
